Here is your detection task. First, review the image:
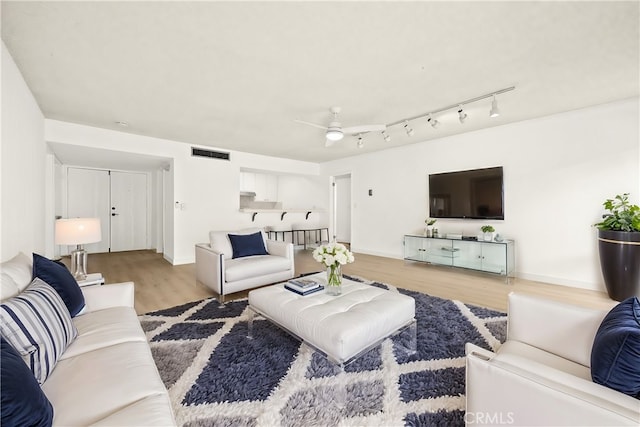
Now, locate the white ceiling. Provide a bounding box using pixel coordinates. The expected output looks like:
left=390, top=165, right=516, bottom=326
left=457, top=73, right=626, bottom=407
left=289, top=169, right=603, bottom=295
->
left=2, top=1, right=639, bottom=163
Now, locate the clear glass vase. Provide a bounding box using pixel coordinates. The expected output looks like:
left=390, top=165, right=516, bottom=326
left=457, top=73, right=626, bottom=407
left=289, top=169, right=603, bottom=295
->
left=326, top=264, right=342, bottom=296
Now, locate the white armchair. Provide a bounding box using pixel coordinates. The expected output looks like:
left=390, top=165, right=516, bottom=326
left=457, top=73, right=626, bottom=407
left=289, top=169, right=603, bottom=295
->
left=465, top=292, right=639, bottom=426
left=195, top=228, right=294, bottom=303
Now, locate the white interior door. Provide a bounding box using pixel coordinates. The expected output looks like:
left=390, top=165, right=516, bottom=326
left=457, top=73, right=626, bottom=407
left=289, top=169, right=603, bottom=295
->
left=66, top=168, right=110, bottom=254
left=110, top=171, right=148, bottom=252
left=334, top=174, right=352, bottom=244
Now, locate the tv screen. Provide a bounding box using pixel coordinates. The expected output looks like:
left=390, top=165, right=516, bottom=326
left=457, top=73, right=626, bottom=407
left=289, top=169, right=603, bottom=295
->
left=429, top=166, right=504, bottom=219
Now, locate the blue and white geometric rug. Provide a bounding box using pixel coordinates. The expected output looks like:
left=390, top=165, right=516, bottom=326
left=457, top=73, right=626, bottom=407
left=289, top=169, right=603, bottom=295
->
left=139, top=276, right=507, bottom=427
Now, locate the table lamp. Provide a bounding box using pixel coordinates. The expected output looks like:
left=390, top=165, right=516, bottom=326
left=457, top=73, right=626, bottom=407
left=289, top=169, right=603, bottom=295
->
left=55, top=218, right=102, bottom=280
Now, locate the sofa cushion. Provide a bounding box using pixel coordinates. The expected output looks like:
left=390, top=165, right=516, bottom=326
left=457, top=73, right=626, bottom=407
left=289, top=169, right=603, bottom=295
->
left=33, top=253, right=85, bottom=317
left=591, top=296, right=640, bottom=398
left=1, top=337, right=54, bottom=427
left=41, top=341, right=170, bottom=426
left=61, top=306, right=147, bottom=360
left=0, top=278, right=78, bottom=384
left=225, top=254, right=291, bottom=282
left=1, top=252, right=33, bottom=302
left=209, top=228, right=267, bottom=260
left=229, top=231, right=268, bottom=259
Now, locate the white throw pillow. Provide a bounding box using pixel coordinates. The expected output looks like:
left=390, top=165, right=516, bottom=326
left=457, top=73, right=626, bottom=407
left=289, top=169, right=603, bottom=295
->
left=0, top=278, right=77, bottom=384
left=1, top=252, right=33, bottom=302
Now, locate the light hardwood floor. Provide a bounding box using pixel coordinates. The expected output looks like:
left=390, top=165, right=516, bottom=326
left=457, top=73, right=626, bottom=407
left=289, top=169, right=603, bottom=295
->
left=75, top=248, right=616, bottom=315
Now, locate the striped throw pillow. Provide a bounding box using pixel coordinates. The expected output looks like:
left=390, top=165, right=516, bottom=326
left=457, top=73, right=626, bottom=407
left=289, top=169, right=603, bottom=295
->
left=0, top=278, right=77, bottom=384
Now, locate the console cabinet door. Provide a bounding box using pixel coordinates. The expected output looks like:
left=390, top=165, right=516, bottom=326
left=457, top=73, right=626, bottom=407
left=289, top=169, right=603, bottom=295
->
left=452, top=240, right=482, bottom=270
left=404, top=236, right=426, bottom=262
left=480, top=243, right=508, bottom=274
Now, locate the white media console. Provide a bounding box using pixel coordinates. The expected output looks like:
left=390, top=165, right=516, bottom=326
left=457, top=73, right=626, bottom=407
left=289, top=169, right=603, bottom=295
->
left=403, top=234, right=515, bottom=277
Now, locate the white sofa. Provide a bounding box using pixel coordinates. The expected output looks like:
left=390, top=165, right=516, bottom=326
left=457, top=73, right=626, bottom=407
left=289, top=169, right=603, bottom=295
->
left=465, top=292, right=639, bottom=426
left=1, top=253, right=175, bottom=426
left=195, top=228, right=295, bottom=303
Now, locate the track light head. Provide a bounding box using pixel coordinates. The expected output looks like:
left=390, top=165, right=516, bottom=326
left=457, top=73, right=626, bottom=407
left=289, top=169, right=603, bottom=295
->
left=357, top=134, right=364, bottom=148
left=489, top=95, right=500, bottom=118
left=427, top=114, right=440, bottom=129
left=404, top=121, right=414, bottom=136
left=382, top=130, right=391, bottom=142
left=458, top=106, right=467, bottom=124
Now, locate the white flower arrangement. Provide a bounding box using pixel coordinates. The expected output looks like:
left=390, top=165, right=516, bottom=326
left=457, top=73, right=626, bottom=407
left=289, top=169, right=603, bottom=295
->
left=312, top=242, right=355, bottom=267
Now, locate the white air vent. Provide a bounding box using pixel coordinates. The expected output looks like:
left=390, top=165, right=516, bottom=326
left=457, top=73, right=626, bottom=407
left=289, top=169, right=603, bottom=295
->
left=191, top=147, right=230, bottom=160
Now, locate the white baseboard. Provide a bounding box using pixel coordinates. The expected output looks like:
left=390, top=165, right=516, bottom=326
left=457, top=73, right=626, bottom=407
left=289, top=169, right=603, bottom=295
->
left=516, top=272, right=605, bottom=293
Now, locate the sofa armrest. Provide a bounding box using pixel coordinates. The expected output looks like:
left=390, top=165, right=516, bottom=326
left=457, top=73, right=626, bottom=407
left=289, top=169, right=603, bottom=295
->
left=266, top=239, right=294, bottom=271
left=266, top=239, right=293, bottom=258
left=195, top=243, right=224, bottom=294
left=79, top=282, right=135, bottom=314
left=465, top=343, right=640, bottom=426
left=507, top=292, right=610, bottom=367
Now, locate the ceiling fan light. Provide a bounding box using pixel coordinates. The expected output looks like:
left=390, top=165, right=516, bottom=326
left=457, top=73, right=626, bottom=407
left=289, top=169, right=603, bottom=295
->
left=326, top=128, right=344, bottom=141
left=489, top=95, right=500, bottom=117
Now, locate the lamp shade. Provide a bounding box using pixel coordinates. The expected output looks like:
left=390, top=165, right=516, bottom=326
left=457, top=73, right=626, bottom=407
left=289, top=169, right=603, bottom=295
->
left=55, top=218, right=102, bottom=245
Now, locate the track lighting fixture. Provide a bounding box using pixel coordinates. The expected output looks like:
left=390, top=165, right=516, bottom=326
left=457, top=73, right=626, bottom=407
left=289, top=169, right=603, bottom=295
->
left=384, top=86, right=514, bottom=137
left=427, top=114, right=440, bottom=129
left=489, top=95, right=500, bottom=118
left=458, top=106, right=468, bottom=124
left=404, top=121, right=414, bottom=137
left=382, top=130, right=391, bottom=142
left=357, top=134, right=364, bottom=148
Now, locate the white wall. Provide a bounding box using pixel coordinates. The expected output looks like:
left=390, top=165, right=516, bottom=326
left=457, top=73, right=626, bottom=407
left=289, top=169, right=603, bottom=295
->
left=1, top=41, right=46, bottom=261
left=44, top=120, right=327, bottom=264
left=321, top=98, right=640, bottom=293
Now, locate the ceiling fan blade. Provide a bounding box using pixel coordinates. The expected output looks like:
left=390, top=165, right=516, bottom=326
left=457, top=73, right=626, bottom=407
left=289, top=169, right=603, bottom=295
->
left=294, top=119, right=328, bottom=131
left=342, top=124, right=386, bottom=135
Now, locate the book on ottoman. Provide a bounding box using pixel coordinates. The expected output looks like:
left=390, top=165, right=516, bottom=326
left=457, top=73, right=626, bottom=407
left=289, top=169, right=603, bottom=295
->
left=284, top=284, right=324, bottom=296
left=287, top=278, right=321, bottom=292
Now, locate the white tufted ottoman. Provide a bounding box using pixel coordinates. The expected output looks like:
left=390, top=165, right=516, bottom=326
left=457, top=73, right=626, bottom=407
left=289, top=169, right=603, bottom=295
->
left=247, top=273, right=416, bottom=366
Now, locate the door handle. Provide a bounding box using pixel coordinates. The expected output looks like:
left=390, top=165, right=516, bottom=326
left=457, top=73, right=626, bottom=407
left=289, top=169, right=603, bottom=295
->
left=111, top=213, right=119, bottom=216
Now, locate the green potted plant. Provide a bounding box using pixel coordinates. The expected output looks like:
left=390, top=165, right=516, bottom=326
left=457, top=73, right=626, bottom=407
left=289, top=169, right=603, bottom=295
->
left=481, top=225, right=495, bottom=242
left=594, top=193, right=640, bottom=301
left=425, top=218, right=437, bottom=237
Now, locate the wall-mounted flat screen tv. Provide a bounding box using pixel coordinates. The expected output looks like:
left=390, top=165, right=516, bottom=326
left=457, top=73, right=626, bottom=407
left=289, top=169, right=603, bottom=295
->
left=429, top=166, right=504, bottom=219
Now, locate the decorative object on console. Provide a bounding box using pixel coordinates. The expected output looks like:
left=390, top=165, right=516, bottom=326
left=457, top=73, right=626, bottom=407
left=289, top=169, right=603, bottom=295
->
left=312, top=242, right=354, bottom=296
left=424, top=218, right=437, bottom=237
left=481, top=225, right=495, bottom=242
left=591, top=296, right=640, bottom=398
left=55, top=217, right=102, bottom=280
left=594, top=193, right=640, bottom=301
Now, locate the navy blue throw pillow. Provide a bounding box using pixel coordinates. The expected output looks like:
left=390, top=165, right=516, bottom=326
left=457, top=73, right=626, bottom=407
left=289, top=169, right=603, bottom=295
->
left=228, top=232, right=268, bottom=259
left=1, top=337, right=54, bottom=427
left=591, top=296, right=640, bottom=398
left=32, top=253, right=85, bottom=317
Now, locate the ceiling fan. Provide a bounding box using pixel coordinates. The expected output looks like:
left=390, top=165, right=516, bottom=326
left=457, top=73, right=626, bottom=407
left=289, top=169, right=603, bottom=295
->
left=294, top=107, right=386, bottom=147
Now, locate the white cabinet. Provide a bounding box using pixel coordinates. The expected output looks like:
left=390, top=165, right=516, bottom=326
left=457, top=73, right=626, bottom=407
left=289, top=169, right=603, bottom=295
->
left=404, top=235, right=515, bottom=277
left=240, top=172, right=278, bottom=201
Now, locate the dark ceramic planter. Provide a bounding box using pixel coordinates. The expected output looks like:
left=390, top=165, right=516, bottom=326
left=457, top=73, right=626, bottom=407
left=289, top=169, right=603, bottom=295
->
left=597, top=229, right=640, bottom=301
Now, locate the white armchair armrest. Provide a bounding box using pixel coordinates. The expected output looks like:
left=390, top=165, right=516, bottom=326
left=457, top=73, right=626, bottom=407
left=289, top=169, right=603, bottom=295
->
left=79, top=282, right=134, bottom=314
left=195, top=243, right=224, bottom=295
left=465, top=343, right=640, bottom=426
